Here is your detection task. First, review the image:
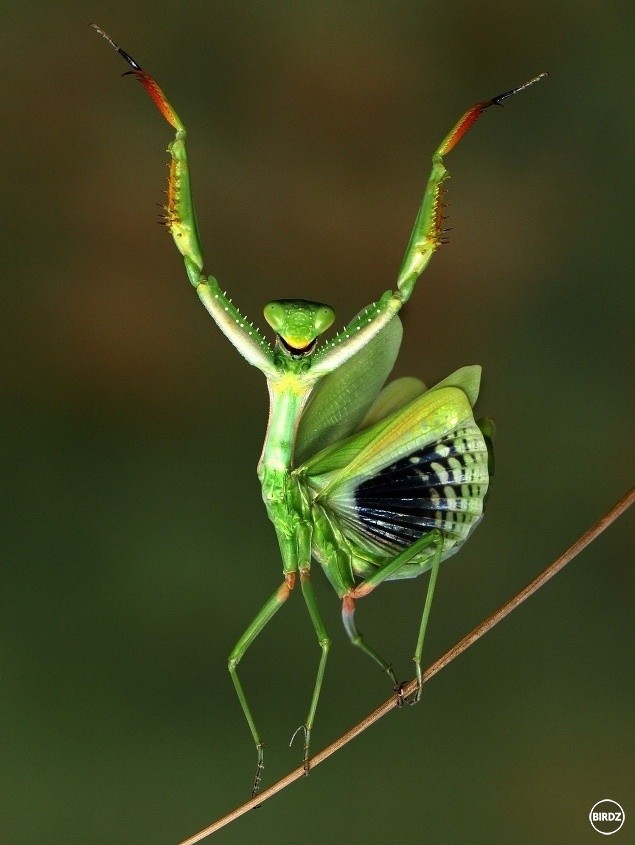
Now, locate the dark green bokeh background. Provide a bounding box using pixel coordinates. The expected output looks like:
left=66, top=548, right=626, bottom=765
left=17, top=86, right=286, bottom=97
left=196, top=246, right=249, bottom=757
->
left=1, top=2, right=632, bottom=843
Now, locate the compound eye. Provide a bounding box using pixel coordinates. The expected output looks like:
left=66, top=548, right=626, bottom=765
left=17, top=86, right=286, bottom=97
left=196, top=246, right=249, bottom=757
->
left=314, top=305, right=335, bottom=335
left=263, top=301, right=286, bottom=334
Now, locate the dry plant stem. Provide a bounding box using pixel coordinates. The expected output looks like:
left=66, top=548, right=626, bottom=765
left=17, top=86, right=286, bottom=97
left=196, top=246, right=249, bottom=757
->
left=179, top=487, right=634, bottom=845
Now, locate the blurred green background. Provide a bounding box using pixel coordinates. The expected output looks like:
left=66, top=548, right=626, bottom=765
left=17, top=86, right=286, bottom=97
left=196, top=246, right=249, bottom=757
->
left=1, top=2, right=632, bottom=843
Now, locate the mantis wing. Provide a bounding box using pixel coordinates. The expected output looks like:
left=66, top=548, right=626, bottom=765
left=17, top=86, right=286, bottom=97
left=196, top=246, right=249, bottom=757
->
left=302, top=385, right=490, bottom=565
left=294, top=315, right=403, bottom=465
left=355, top=364, right=482, bottom=431
left=356, top=376, right=427, bottom=430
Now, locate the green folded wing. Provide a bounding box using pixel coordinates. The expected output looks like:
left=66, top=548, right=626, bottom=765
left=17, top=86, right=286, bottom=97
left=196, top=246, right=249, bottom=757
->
left=426, top=364, right=482, bottom=407
left=356, top=376, right=427, bottom=430
left=294, top=315, right=403, bottom=465
left=304, top=386, right=474, bottom=489
left=355, top=364, right=481, bottom=433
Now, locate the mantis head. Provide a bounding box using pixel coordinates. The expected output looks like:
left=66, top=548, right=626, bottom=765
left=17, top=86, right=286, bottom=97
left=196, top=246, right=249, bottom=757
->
left=264, top=300, right=335, bottom=356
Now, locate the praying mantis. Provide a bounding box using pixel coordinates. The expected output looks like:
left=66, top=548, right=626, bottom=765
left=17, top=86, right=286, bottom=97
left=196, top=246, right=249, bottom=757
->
left=93, top=24, right=546, bottom=796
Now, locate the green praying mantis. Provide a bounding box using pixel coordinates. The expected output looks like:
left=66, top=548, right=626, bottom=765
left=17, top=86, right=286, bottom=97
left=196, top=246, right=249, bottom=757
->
left=93, top=25, right=546, bottom=796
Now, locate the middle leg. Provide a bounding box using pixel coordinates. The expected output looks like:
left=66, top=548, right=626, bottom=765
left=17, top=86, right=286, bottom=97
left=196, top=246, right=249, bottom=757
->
left=342, top=530, right=443, bottom=700
left=293, top=519, right=331, bottom=774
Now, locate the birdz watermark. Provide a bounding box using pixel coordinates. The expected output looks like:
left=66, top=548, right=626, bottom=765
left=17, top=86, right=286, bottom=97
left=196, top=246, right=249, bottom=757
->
left=589, top=800, right=625, bottom=835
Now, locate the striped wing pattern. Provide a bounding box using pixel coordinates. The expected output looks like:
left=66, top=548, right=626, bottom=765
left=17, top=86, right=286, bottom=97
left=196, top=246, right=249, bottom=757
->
left=326, top=423, right=489, bottom=563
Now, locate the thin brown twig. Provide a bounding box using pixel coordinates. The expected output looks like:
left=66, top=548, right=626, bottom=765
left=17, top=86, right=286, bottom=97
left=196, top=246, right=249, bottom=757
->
left=179, top=487, right=634, bottom=845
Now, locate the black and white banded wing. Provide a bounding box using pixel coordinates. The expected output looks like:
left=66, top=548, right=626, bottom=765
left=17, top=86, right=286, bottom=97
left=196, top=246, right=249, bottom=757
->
left=343, top=424, right=490, bottom=560
left=305, top=383, right=491, bottom=570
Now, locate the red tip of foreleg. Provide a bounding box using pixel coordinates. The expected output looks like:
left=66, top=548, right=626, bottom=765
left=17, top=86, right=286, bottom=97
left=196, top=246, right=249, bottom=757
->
left=125, top=69, right=184, bottom=131
left=92, top=23, right=184, bottom=131
left=438, top=72, right=548, bottom=157
left=439, top=100, right=491, bottom=155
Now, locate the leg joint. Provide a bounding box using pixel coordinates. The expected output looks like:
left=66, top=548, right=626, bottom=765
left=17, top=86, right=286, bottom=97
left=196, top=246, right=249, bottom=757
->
left=319, top=635, right=331, bottom=652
